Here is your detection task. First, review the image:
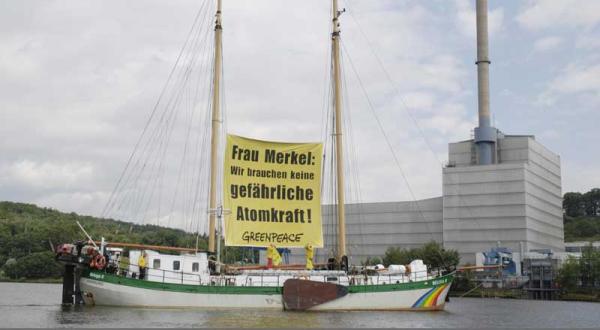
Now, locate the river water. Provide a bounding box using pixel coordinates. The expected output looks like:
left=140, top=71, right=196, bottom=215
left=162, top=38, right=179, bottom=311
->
left=0, top=283, right=598, bottom=328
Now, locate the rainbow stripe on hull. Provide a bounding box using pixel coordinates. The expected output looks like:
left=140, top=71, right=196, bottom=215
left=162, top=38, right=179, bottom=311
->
left=412, top=283, right=450, bottom=309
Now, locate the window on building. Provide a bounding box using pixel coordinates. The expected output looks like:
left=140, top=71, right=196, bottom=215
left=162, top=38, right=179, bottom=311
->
left=192, top=262, right=199, bottom=272
left=173, top=260, right=181, bottom=271
left=153, top=259, right=161, bottom=269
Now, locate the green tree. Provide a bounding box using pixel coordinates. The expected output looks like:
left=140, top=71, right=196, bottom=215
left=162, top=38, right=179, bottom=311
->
left=557, top=243, right=600, bottom=292
left=3, top=251, right=63, bottom=279
left=579, top=244, right=600, bottom=288
left=452, top=264, right=477, bottom=292
left=382, top=241, right=459, bottom=270
left=563, top=192, right=585, bottom=217
left=382, top=247, right=415, bottom=266
left=557, top=256, right=580, bottom=291
left=420, top=241, right=460, bottom=270
left=583, top=189, right=600, bottom=217
left=0, top=201, right=208, bottom=279
left=362, top=257, right=382, bottom=266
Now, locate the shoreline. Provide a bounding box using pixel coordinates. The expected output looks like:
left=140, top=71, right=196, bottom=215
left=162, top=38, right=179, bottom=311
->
left=0, top=277, right=62, bottom=284
left=450, top=289, right=600, bottom=303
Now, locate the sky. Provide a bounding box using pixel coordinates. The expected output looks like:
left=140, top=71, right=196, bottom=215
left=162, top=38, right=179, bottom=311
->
left=1, top=0, right=599, bottom=231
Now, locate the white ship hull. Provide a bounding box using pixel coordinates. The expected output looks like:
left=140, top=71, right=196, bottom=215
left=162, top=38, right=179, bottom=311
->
left=80, top=271, right=453, bottom=311
left=80, top=277, right=284, bottom=309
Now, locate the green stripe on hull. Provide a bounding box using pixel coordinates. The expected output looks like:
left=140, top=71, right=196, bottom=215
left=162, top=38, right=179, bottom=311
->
left=347, top=274, right=454, bottom=293
left=84, top=270, right=454, bottom=295
left=85, top=271, right=280, bottom=295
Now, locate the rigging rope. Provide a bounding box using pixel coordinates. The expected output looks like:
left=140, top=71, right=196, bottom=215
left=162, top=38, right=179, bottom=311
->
left=101, top=0, right=218, bottom=238
left=342, top=0, right=487, bottom=239
left=340, top=1, right=486, bottom=268
left=343, top=0, right=442, bottom=165
left=101, top=1, right=211, bottom=219
left=341, top=35, right=455, bottom=271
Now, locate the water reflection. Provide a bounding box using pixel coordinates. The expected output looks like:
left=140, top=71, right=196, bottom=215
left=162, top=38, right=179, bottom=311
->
left=204, top=310, right=321, bottom=328
left=2, top=283, right=599, bottom=328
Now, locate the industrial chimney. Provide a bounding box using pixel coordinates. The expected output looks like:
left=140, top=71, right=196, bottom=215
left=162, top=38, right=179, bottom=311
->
left=474, top=0, right=497, bottom=165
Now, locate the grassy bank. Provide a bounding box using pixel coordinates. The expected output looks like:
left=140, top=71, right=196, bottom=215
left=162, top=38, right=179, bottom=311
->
left=0, top=201, right=207, bottom=281
left=450, top=288, right=600, bottom=303
left=0, top=276, right=62, bottom=284
left=450, top=288, right=524, bottom=299
left=559, top=292, right=600, bottom=303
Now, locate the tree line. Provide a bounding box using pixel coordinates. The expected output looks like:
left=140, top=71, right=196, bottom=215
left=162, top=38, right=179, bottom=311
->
left=563, top=188, right=600, bottom=218
left=563, top=188, right=600, bottom=242
left=0, top=202, right=205, bottom=280
left=364, top=241, right=460, bottom=271
left=557, top=244, right=600, bottom=292
left=2, top=187, right=599, bottom=280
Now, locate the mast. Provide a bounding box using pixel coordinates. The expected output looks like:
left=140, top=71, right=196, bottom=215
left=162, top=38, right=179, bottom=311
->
left=331, top=0, right=346, bottom=260
left=208, top=0, right=223, bottom=253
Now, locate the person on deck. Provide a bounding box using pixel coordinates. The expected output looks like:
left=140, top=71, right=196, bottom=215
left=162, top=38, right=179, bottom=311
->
left=118, top=254, right=129, bottom=277
left=305, top=243, right=314, bottom=270
left=266, top=244, right=282, bottom=269
left=266, top=245, right=274, bottom=269
left=272, top=247, right=282, bottom=267
left=138, top=251, right=147, bottom=280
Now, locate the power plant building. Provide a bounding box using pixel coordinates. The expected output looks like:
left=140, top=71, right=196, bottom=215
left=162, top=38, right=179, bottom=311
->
left=298, top=134, right=564, bottom=266
left=291, top=0, right=565, bottom=265
left=443, top=134, right=564, bottom=264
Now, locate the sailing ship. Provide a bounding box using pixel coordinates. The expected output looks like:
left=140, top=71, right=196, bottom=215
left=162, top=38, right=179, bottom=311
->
left=56, top=0, right=455, bottom=311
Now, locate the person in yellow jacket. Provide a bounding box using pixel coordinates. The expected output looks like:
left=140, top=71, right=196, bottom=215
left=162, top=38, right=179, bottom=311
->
left=138, top=251, right=147, bottom=280
left=272, top=247, right=282, bottom=267
left=118, top=255, right=129, bottom=276
left=305, top=243, right=314, bottom=270
left=266, top=245, right=274, bottom=268
left=266, top=244, right=282, bottom=269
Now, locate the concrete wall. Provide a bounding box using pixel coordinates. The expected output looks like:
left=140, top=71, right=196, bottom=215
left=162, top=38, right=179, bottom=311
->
left=288, top=197, right=443, bottom=264
left=443, top=135, right=564, bottom=264
left=523, top=138, right=564, bottom=252
left=448, top=134, right=537, bottom=167
left=443, top=162, right=529, bottom=264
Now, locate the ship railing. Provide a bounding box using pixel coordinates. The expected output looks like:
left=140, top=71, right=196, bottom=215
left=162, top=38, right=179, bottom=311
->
left=103, top=261, right=205, bottom=285
left=100, top=262, right=437, bottom=287
left=238, top=269, right=434, bottom=287
left=361, top=270, right=431, bottom=285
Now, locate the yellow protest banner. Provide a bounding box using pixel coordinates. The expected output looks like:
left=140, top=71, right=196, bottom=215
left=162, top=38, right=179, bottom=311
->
left=223, top=134, right=323, bottom=248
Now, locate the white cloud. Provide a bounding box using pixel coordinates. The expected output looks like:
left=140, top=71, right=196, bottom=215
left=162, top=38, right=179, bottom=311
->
left=533, top=36, right=563, bottom=52
left=0, top=0, right=479, bottom=219
left=539, top=129, right=561, bottom=141
left=563, top=161, right=600, bottom=194
left=2, top=160, right=95, bottom=191
left=576, top=34, right=600, bottom=50
left=550, top=63, right=600, bottom=94
left=517, top=0, right=600, bottom=30
left=421, top=103, right=474, bottom=140
left=537, top=61, right=600, bottom=106
left=400, top=92, right=436, bottom=110
left=2, top=0, right=594, bottom=231
left=35, top=191, right=109, bottom=217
